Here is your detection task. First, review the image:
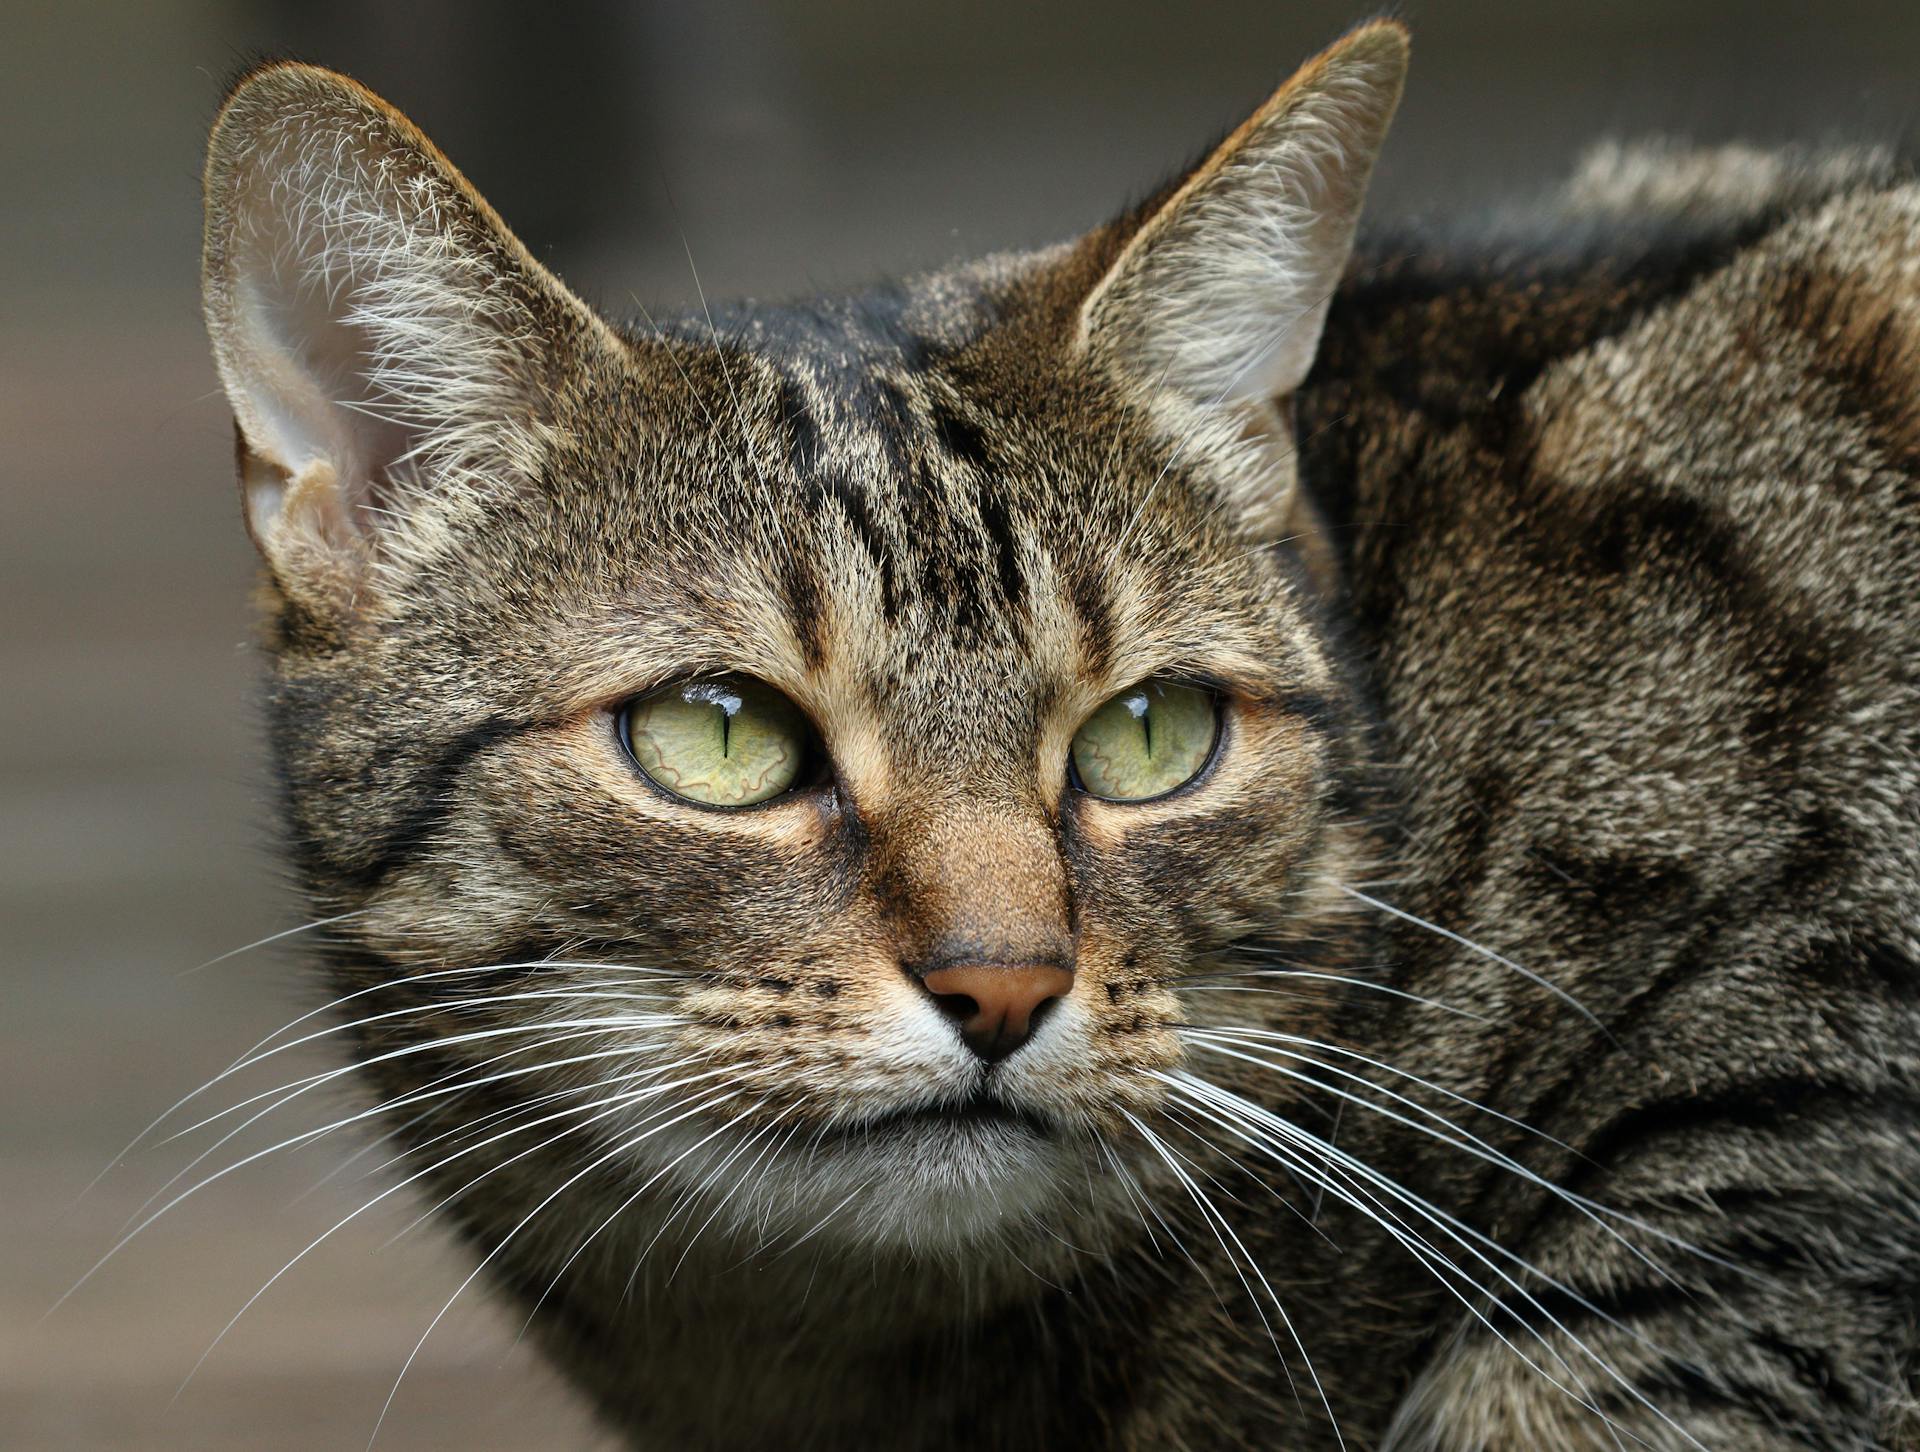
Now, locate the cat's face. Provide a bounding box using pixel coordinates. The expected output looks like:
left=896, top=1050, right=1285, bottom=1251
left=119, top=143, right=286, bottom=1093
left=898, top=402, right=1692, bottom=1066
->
left=301, top=300, right=1355, bottom=1247
left=203, top=29, right=1406, bottom=1256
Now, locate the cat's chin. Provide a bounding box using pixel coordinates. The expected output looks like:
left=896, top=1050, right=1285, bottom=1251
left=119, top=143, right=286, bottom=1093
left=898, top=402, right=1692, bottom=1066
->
left=635, top=1098, right=1103, bottom=1259
left=787, top=1111, right=1094, bottom=1255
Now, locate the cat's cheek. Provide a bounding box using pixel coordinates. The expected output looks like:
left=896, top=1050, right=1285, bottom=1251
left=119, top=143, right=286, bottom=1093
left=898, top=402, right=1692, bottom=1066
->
left=352, top=851, right=561, bottom=966
left=1098, top=707, right=1329, bottom=943
left=1069, top=793, right=1318, bottom=953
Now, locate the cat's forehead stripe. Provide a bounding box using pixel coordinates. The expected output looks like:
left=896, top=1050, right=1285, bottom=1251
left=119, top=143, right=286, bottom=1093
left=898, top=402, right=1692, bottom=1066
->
left=759, top=341, right=1040, bottom=653
left=628, top=282, right=1270, bottom=713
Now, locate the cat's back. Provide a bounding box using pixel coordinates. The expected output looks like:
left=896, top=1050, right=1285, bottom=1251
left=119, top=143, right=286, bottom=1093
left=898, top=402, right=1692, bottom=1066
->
left=1313, top=148, right=1920, bottom=917
left=1431, top=159, right=1920, bottom=964
left=1296, top=152, right=1920, bottom=1448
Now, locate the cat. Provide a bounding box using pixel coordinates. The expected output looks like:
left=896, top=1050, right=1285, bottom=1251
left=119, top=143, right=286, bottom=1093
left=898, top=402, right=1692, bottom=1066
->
left=197, top=19, right=1920, bottom=1450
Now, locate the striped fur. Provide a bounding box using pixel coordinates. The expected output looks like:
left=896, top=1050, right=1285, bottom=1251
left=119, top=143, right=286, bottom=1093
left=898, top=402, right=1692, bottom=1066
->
left=199, top=23, right=1919, bottom=1452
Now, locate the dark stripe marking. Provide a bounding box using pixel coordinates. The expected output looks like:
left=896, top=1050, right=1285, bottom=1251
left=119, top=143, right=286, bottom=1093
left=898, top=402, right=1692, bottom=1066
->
left=346, top=716, right=535, bottom=889
left=976, top=487, right=1027, bottom=609
left=777, top=374, right=822, bottom=472
left=1565, top=1080, right=1918, bottom=1203
left=932, top=399, right=996, bottom=475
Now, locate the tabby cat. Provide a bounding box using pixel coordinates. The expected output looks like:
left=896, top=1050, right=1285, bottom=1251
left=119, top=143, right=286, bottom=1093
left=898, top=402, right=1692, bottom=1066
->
left=196, top=20, right=1920, bottom=1449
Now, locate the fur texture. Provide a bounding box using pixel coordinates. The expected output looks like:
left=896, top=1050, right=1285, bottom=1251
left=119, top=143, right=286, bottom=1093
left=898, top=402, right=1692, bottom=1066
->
left=198, top=22, right=1920, bottom=1451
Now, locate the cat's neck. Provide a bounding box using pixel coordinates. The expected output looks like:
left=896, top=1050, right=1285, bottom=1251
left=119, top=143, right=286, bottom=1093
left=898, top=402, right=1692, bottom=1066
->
left=527, top=1232, right=1149, bottom=1451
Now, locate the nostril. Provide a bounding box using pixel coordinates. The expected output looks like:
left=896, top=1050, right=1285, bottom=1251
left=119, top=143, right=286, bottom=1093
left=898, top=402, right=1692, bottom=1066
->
left=1025, top=992, right=1064, bottom=1038
left=929, top=989, right=980, bottom=1026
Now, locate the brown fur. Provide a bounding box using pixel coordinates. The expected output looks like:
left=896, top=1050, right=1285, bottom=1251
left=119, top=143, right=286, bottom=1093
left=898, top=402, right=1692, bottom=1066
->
left=197, top=22, right=1919, bottom=1451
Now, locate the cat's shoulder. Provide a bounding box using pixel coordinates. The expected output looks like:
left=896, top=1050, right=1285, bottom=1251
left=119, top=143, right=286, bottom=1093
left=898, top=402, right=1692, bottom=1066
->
left=1520, top=142, right=1920, bottom=518
left=1319, top=139, right=1920, bottom=514
left=1314, top=137, right=1920, bottom=765
left=1558, top=137, right=1920, bottom=378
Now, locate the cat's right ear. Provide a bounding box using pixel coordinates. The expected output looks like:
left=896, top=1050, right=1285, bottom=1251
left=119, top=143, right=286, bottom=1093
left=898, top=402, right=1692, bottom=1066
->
left=201, top=63, right=617, bottom=611
left=1077, top=22, right=1407, bottom=542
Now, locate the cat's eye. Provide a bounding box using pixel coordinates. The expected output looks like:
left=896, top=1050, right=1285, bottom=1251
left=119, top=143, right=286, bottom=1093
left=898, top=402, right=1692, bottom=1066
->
left=1069, top=681, right=1219, bottom=802
left=619, top=677, right=817, bottom=808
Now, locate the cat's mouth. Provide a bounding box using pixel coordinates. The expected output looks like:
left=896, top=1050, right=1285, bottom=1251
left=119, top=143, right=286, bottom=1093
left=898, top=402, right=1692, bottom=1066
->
left=833, top=1093, right=1056, bottom=1141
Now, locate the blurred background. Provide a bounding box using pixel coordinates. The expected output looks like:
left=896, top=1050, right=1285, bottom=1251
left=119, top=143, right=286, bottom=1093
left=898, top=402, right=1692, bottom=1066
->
left=4, top=2, right=1914, bottom=1447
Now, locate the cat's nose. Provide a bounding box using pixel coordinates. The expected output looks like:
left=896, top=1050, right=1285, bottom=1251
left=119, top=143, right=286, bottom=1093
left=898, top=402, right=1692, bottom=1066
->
left=918, top=964, right=1074, bottom=1063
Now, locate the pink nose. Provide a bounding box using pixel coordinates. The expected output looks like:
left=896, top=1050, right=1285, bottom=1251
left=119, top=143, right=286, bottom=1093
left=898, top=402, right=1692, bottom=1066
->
left=918, top=964, right=1075, bottom=1063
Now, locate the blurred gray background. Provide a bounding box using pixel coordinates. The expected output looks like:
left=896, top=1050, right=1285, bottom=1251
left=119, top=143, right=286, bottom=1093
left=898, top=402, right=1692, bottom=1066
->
left=4, top=2, right=1914, bottom=1447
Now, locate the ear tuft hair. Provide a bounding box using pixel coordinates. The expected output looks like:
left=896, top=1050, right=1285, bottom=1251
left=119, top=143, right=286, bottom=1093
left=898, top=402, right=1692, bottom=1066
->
left=201, top=62, right=615, bottom=607
left=1075, top=22, right=1406, bottom=546
left=1081, top=22, right=1407, bottom=408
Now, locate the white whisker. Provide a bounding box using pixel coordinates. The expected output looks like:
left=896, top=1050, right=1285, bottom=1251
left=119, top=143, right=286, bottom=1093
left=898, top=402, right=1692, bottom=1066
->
left=178, top=909, right=370, bottom=978
left=56, top=1031, right=702, bottom=1313
left=1180, top=1031, right=1742, bottom=1284
left=1335, top=883, right=1606, bottom=1031
left=124, top=1013, right=687, bottom=1232
left=367, top=1089, right=750, bottom=1450
left=1165, top=1071, right=1709, bottom=1451
left=1177, top=968, right=1490, bottom=1023
left=179, top=1079, right=740, bottom=1407
left=1125, top=1109, right=1342, bottom=1446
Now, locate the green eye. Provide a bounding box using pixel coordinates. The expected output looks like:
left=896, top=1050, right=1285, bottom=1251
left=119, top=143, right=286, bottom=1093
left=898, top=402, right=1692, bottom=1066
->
left=620, top=677, right=814, bottom=807
left=1070, top=680, right=1219, bottom=801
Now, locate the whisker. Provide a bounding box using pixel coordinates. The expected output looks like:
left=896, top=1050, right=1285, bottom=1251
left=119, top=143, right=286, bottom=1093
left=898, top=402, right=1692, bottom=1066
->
left=1334, top=883, right=1607, bottom=1032
left=626, top=293, right=723, bottom=432
left=293, top=1114, right=425, bottom=1205
left=367, top=1089, right=751, bottom=1450
left=380, top=1060, right=724, bottom=1248
left=165, top=1001, right=684, bottom=1146
left=665, top=1109, right=797, bottom=1283
left=720, top=1117, right=812, bottom=1267
left=57, top=1030, right=700, bottom=1313
left=127, top=1013, right=687, bottom=1231
left=226, top=955, right=685, bottom=1080
left=1175, top=968, right=1490, bottom=1023
left=1165, top=1072, right=1709, bottom=1451
left=1124, top=1109, right=1342, bottom=1447
left=178, top=909, right=370, bottom=978
left=764, top=1182, right=865, bottom=1264
left=514, top=1095, right=789, bottom=1326
left=1158, top=1100, right=1333, bottom=1247
left=212, top=982, right=680, bottom=1091
left=108, top=958, right=688, bottom=1192
left=1180, top=1031, right=1741, bottom=1282
left=176, top=1078, right=741, bottom=1407
left=1096, top=1135, right=1185, bottom=1271
left=1163, top=1079, right=1614, bottom=1416
left=1183, top=1025, right=1575, bottom=1152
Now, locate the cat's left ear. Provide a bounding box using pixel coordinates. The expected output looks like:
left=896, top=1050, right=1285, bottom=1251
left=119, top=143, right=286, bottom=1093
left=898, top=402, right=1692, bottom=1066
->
left=1079, top=21, right=1407, bottom=538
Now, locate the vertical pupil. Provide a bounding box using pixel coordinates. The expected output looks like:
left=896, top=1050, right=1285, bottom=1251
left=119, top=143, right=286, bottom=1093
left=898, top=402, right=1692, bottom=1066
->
left=719, top=703, right=731, bottom=757
left=1142, top=699, right=1154, bottom=759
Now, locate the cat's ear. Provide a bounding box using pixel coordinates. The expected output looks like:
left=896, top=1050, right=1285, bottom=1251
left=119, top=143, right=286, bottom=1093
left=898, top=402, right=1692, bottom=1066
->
left=1078, top=22, right=1407, bottom=536
left=201, top=62, right=618, bottom=609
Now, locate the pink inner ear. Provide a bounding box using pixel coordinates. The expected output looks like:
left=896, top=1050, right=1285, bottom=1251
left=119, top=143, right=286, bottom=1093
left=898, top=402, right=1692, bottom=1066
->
left=217, top=186, right=427, bottom=553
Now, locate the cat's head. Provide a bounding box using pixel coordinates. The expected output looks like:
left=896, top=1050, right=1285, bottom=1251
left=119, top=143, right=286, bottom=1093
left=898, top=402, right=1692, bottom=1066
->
left=202, top=24, right=1406, bottom=1260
